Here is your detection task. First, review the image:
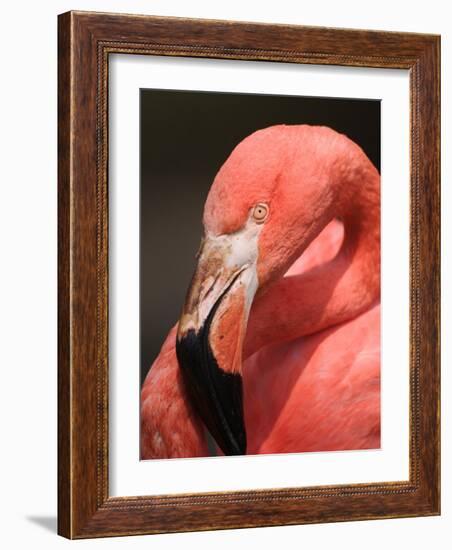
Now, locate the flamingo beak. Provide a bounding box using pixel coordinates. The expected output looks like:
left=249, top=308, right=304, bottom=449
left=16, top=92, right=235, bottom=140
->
left=176, top=233, right=259, bottom=456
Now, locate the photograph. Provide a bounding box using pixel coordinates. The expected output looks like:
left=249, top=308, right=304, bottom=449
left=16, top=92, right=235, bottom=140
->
left=54, top=9, right=440, bottom=538
left=0, top=0, right=446, bottom=546
left=139, top=89, right=381, bottom=459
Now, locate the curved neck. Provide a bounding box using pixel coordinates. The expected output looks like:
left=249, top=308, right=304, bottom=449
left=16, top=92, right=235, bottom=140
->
left=243, top=154, right=380, bottom=359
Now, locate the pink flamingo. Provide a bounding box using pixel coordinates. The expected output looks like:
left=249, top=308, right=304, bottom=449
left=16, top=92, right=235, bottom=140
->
left=141, top=124, right=380, bottom=459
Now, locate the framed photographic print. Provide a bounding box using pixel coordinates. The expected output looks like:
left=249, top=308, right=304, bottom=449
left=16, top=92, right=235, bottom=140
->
left=58, top=11, right=440, bottom=538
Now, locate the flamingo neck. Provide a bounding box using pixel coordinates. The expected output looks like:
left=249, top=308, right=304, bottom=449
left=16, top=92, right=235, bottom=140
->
left=244, top=154, right=380, bottom=359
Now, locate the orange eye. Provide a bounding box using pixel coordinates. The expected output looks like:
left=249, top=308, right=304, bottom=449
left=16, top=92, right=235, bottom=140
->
left=252, top=203, right=269, bottom=223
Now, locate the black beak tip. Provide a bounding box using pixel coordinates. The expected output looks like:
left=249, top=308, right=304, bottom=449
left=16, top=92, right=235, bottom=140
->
left=227, top=429, right=247, bottom=456
left=176, top=329, right=247, bottom=457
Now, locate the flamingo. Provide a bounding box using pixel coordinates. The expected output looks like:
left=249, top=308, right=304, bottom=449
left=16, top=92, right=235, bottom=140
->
left=141, top=124, right=380, bottom=459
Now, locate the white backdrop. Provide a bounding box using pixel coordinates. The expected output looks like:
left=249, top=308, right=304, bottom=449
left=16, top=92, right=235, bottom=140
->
left=0, top=1, right=449, bottom=549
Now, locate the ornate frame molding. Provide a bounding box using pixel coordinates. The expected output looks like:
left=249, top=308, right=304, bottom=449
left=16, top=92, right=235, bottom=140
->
left=58, top=11, right=440, bottom=538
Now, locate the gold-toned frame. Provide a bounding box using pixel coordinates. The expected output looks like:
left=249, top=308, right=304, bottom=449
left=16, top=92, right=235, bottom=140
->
left=58, top=11, right=440, bottom=538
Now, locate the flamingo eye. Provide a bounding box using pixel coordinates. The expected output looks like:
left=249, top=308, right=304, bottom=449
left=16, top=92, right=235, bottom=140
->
left=252, top=203, right=269, bottom=224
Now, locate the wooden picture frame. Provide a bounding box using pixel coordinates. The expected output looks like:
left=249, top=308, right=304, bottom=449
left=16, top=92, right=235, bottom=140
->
left=58, top=10, right=440, bottom=539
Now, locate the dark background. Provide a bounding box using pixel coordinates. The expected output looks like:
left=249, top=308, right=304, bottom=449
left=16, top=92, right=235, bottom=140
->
left=140, top=89, right=380, bottom=385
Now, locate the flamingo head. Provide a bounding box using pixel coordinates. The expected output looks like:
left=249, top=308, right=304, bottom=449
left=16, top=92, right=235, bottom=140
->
left=176, top=125, right=347, bottom=456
